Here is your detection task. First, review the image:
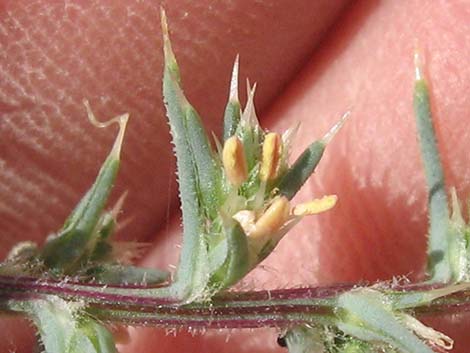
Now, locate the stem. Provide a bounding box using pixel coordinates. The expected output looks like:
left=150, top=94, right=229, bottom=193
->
left=1, top=275, right=470, bottom=330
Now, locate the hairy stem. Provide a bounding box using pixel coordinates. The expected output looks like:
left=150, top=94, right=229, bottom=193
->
left=1, top=275, right=470, bottom=330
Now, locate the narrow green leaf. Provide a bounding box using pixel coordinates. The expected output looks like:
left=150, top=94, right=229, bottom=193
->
left=41, top=104, right=129, bottom=274
left=161, top=9, right=210, bottom=300
left=277, top=141, right=325, bottom=200
left=278, top=112, right=348, bottom=200
left=413, top=54, right=451, bottom=283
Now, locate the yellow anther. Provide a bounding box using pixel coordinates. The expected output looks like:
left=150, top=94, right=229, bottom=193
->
left=292, top=195, right=337, bottom=216
left=260, top=132, right=282, bottom=181
left=250, top=196, right=290, bottom=239
left=222, top=136, right=248, bottom=186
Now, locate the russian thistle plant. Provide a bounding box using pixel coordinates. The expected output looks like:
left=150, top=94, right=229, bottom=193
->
left=0, top=9, right=469, bottom=353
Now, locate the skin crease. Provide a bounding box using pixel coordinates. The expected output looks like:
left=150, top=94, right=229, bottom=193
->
left=0, top=0, right=470, bottom=352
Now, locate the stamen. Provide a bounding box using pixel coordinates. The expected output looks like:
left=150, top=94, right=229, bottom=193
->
left=260, top=132, right=282, bottom=182
left=292, top=195, right=337, bottom=216
left=250, top=196, right=290, bottom=239
left=222, top=136, right=248, bottom=186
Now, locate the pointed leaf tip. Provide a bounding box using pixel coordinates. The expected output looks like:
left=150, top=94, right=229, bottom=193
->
left=160, top=7, right=169, bottom=41
left=414, top=47, right=425, bottom=81
left=223, top=56, right=242, bottom=141
left=83, top=100, right=129, bottom=159
left=229, top=55, right=240, bottom=102
left=160, top=7, right=179, bottom=80
left=322, top=111, right=350, bottom=145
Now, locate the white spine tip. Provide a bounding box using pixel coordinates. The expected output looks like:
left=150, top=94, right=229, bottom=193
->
left=414, top=48, right=424, bottom=81
left=229, top=55, right=240, bottom=102
left=241, top=80, right=259, bottom=126
left=322, top=111, right=351, bottom=144
left=160, top=7, right=176, bottom=65
left=160, top=8, right=169, bottom=37
left=246, top=79, right=257, bottom=98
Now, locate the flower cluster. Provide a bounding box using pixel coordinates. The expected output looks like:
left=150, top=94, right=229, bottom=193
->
left=161, top=10, right=347, bottom=300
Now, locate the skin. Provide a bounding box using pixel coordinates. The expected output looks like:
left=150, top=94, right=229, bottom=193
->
left=0, top=0, right=469, bottom=352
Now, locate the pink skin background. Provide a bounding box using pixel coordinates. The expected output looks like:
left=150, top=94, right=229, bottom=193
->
left=1, top=0, right=469, bottom=352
